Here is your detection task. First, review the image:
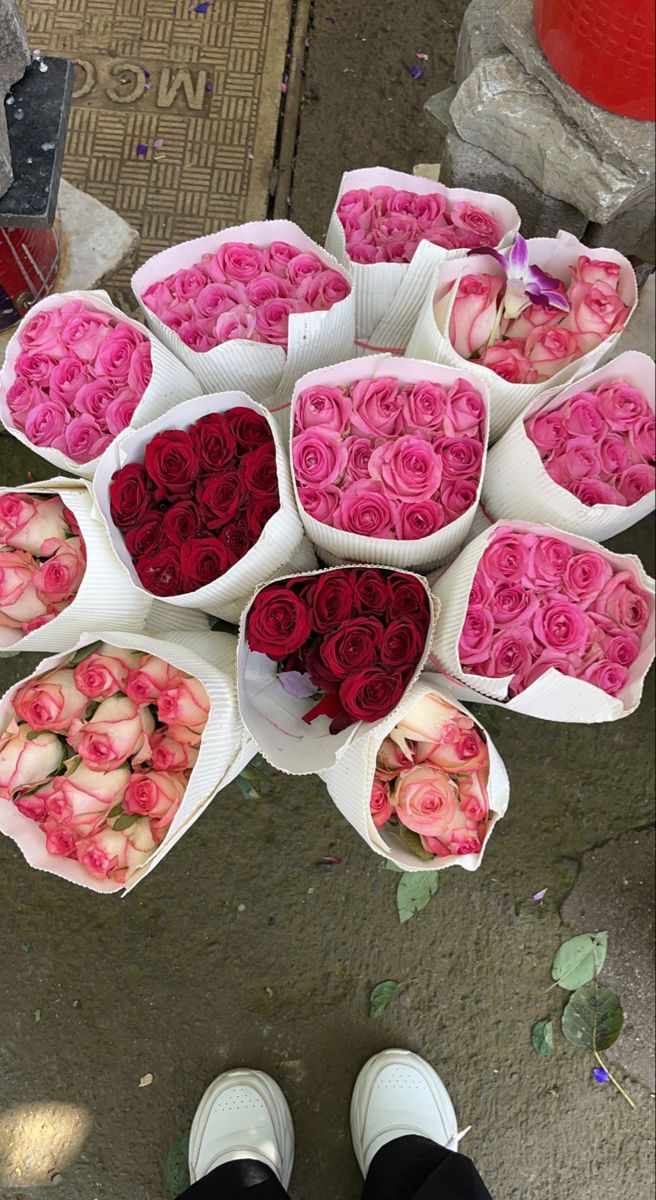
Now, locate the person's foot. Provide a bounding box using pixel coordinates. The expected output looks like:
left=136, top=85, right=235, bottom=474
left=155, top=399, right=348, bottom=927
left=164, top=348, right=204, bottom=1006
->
left=350, top=1049, right=460, bottom=1175
left=188, top=1069, right=295, bottom=1187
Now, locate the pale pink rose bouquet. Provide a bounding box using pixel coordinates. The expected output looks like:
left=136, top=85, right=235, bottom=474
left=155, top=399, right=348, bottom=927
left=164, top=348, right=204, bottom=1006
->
left=0, top=492, right=85, bottom=646
left=430, top=520, right=655, bottom=722
left=0, top=291, right=198, bottom=480
left=289, top=357, right=489, bottom=570
left=482, top=352, right=656, bottom=543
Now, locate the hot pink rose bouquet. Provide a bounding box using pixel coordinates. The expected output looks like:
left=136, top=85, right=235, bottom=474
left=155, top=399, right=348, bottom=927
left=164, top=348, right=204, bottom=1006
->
left=337, top=186, right=504, bottom=264
left=0, top=492, right=85, bottom=645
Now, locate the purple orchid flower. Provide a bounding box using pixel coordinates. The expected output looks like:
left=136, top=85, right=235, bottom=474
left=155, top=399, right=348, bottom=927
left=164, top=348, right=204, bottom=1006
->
left=470, top=233, right=570, bottom=319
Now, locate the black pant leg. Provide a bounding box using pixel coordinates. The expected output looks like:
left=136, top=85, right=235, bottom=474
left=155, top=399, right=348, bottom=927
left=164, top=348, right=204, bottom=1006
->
left=176, top=1159, right=290, bottom=1199
left=363, top=1135, right=493, bottom=1200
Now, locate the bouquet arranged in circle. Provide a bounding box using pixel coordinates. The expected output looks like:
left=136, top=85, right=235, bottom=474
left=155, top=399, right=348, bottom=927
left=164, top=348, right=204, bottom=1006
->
left=0, top=641, right=210, bottom=886
left=0, top=492, right=86, bottom=646
left=108, top=406, right=280, bottom=598
left=371, top=691, right=492, bottom=863
left=336, top=185, right=504, bottom=263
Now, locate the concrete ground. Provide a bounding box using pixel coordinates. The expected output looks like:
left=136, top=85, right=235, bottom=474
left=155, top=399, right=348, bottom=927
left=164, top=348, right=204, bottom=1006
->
left=1, top=2, right=655, bottom=1198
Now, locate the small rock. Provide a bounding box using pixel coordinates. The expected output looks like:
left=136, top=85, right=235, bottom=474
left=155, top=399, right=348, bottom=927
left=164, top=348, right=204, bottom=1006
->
left=455, top=0, right=506, bottom=85
left=138, top=1073, right=154, bottom=1087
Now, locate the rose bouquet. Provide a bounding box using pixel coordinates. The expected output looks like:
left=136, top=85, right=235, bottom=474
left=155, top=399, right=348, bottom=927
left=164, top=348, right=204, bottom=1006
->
left=429, top=520, right=654, bottom=721
left=93, top=392, right=315, bottom=623
left=325, top=167, right=520, bottom=357
left=319, top=678, right=508, bottom=870
left=0, top=631, right=254, bottom=892
left=290, top=355, right=489, bottom=570
left=0, top=290, right=199, bottom=480
left=237, top=565, right=436, bottom=774
left=482, top=352, right=655, bottom=541
left=132, top=220, right=354, bottom=404
left=407, top=232, right=637, bottom=440
left=0, top=480, right=152, bottom=653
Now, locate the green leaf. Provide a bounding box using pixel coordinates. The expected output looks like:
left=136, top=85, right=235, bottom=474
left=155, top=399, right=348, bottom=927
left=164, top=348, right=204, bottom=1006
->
left=551, top=932, right=608, bottom=990
left=163, top=1131, right=190, bottom=1196
left=396, top=871, right=439, bottom=924
left=25, top=729, right=43, bottom=741
left=531, top=1018, right=554, bottom=1056
left=68, top=640, right=102, bottom=668
left=237, top=777, right=260, bottom=800
left=397, top=824, right=434, bottom=862
left=113, top=813, right=139, bottom=831
left=562, top=981, right=623, bottom=1053
left=385, top=861, right=404, bottom=873
left=369, top=979, right=400, bottom=1018
left=33, top=1008, right=42, bottom=1022
left=108, top=803, right=124, bottom=819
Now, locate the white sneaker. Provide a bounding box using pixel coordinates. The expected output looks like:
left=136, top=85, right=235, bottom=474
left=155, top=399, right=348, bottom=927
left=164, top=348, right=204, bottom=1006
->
left=350, top=1049, right=462, bottom=1176
left=188, top=1068, right=294, bottom=1188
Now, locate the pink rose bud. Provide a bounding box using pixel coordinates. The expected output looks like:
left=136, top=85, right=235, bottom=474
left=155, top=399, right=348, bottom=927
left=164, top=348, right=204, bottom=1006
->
left=568, top=478, right=626, bottom=507
left=628, top=413, right=655, bottom=462
left=394, top=764, right=458, bottom=837
left=24, top=398, right=70, bottom=449
left=526, top=536, right=573, bottom=588
left=74, top=645, right=140, bottom=699
left=297, top=485, right=342, bottom=524
left=64, top=415, right=112, bottom=464
left=334, top=481, right=395, bottom=538
left=369, top=435, right=442, bottom=501
left=196, top=281, right=247, bottom=318
left=0, top=549, right=48, bottom=626
left=395, top=499, right=446, bottom=539
left=15, top=350, right=58, bottom=384
left=157, top=676, right=210, bottom=731
left=524, top=326, right=580, bottom=380
left=443, top=377, right=486, bottom=438
left=595, top=378, right=649, bottom=432
left=370, top=775, right=393, bottom=829
left=449, top=201, right=502, bottom=249
left=503, top=302, right=562, bottom=341
left=458, top=769, right=490, bottom=822
left=425, top=727, right=489, bottom=773
left=126, top=654, right=178, bottom=705
left=490, top=583, right=538, bottom=626
left=561, top=394, right=606, bottom=438
left=350, top=377, right=404, bottom=437
left=559, top=435, right=603, bottom=481
left=448, top=273, right=504, bottom=360
left=105, top=391, right=139, bottom=437
left=171, top=265, right=211, bottom=302
left=561, top=551, right=614, bottom=608
left=264, top=241, right=302, bottom=277
left=533, top=598, right=592, bottom=656
left=479, top=339, right=539, bottom=385
left=142, top=280, right=175, bottom=315
left=286, top=252, right=325, bottom=287
left=402, top=380, right=449, bottom=432
left=72, top=378, right=116, bottom=424
left=571, top=255, right=622, bottom=290
left=74, top=824, right=153, bottom=881
left=293, top=427, right=348, bottom=488
left=123, top=769, right=186, bottom=830
left=561, top=281, right=630, bottom=354
left=617, top=463, right=656, bottom=505
left=149, top=725, right=200, bottom=773
left=439, top=436, right=484, bottom=480
left=0, top=722, right=63, bottom=800
left=13, top=668, right=89, bottom=731
left=525, top=409, right=567, bottom=453
left=216, top=241, right=266, bottom=282
left=582, top=659, right=629, bottom=696
left=32, top=536, right=86, bottom=605
left=297, top=269, right=351, bottom=308
left=592, top=571, right=651, bottom=635
left=459, top=604, right=495, bottom=666
left=60, top=308, right=112, bottom=361
left=295, top=384, right=352, bottom=433
left=255, top=297, right=307, bottom=346
left=0, top=493, right=68, bottom=556
left=5, top=379, right=49, bottom=429
left=69, top=695, right=155, bottom=771
left=441, top=478, right=478, bottom=519
left=49, top=356, right=92, bottom=406
left=485, top=627, right=537, bottom=680
left=214, top=305, right=258, bottom=345
left=483, top=530, right=533, bottom=584
left=127, top=339, right=153, bottom=395
left=343, top=436, right=376, bottom=483
left=42, top=819, right=78, bottom=859
left=18, top=308, right=64, bottom=354
left=46, top=763, right=131, bottom=836
left=178, top=321, right=217, bottom=352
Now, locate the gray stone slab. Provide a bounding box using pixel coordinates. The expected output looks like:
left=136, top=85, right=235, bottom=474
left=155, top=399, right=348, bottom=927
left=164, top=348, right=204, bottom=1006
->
left=0, top=112, right=11, bottom=196
left=561, top=828, right=655, bottom=1092
left=424, top=85, right=457, bottom=137
left=0, top=57, right=73, bottom=227
left=494, top=0, right=655, bottom=182
left=450, top=54, right=651, bottom=224
left=439, top=129, right=588, bottom=239
left=585, top=198, right=655, bottom=266
left=0, top=0, right=30, bottom=94
left=612, top=272, right=656, bottom=359
left=455, top=0, right=505, bottom=85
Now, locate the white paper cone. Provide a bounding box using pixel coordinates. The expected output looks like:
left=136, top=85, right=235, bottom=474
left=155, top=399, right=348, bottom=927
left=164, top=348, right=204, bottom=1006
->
left=0, top=290, right=200, bottom=481
left=324, top=167, right=521, bottom=356
left=0, top=630, right=255, bottom=894
left=428, top=519, right=655, bottom=721
left=0, top=478, right=152, bottom=654
left=236, top=564, right=439, bottom=775
left=289, top=355, right=491, bottom=571
left=482, top=351, right=655, bottom=540
left=407, top=232, right=639, bottom=442
left=319, top=673, right=509, bottom=871
left=92, top=391, right=309, bottom=622
left=131, top=221, right=355, bottom=408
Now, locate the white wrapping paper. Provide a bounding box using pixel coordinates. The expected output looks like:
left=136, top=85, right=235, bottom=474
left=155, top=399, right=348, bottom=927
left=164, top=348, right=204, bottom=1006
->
left=407, top=232, right=638, bottom=442
left=0, top=290, right=200, bottom=481
left=236, top=564, right=439, bottom=775
left=318, top=673, right=509, bottom=872
left=289, top=355, right=490, bottom=571
left=131, top=221, right=355, bottom=408
left=324, top=166, right=520, bottom=356
left=0, top=478, right=152, bottom=653
left=428, top=519, right=655, bottom=722
left=92, top=391, right=316, bottom=624
left=482, top=351, right=655, bottom=540
left=0, top=629, right=256, bottom=894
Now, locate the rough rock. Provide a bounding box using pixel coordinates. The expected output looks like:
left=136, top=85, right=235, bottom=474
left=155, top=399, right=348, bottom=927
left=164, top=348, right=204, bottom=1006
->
left=450, top=54, right=651, bottom=224
left=0, top=0, right=30, bottom=197
left=455, top=0, right=505, bottom=85
left=424, top=86, right=457, bottom=137
left=585, top=198, right=655, bottom=265
left=439, top=129, right=588, bottom=239
left=561, top=828, right=655, bottom=1092
left=494, top=0, right=655, bottom=183
left=0, top=116, right=11, bottom=197
left=612, top=272, right=656, bottom=359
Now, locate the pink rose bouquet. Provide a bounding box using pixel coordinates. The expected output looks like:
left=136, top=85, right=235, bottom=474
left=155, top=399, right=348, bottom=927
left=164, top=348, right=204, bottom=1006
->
left=0, top=491, right=85, bottom=646
left=430, top=520, right=654, bottom=721
left=336, top=187, right=504, bottom=264
left=290, top=357, right=489, bottom=569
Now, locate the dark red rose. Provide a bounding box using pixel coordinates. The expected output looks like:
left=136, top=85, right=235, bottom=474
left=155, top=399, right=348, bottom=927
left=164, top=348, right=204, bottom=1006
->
left=62, top=504, right=81, bottom=537
left=388, top=573, right=430, bottom=621
left=319, top=618, right=382, bottom=680
left=135, top=546, right=183, bottom=597
left=109, top=463, right=154, bottom=531
left=304, top=639, right=340, bottom=694
left=144, top=429, right=198, bottom=496
left=241, top=443, right=279, bottom=499
left=231, top=406, right=272, bottom=451
left=180, top=537, right=231, bottom=587
left=124, top=517, right=165, bottom=559
left=196, top=471, right=242, bottom=529
left=162, top=500, right=203, bottom=545
left=190, top=412, right=237, bottom=472
left=352, top=569, right=393, bottom=615
left=246, top=496, right=279, bottom=537
left=246, top=586, right=313, bottom=658
left=380, top=617, right=426, bottom=669
left=219, top=518, right=253, bottom=565
left=338, top=666, right=406, bottom=723
left=305, top=571, right=354, bottom=631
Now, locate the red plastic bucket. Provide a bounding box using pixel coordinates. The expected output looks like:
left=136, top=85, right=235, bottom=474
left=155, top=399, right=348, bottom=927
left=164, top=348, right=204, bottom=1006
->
left=533, top=0, right=655, bottom=121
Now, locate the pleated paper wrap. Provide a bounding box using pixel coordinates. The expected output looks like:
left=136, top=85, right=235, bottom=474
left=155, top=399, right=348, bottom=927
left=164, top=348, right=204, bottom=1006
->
left=131, top=221, right=355, bottom=408
left=0, top=478, right=152, bottom=654
left=324, top=166, right=520, bottom=356
left=289, top=355, right=490, bottom=572
left=93, top=391, right=317, bottom=625
left=237, top=564, right=439, bottom=775
left=407, top=232, right=638, bottom=442
left=0, top=290, right=200, bottom=481
left=428, top=519, right=655, bottom=722
left=482, top=351, right=655, bottom=541
left=0, top=630, right=256, bottom=894
left=318, top=673, right=509, bottom=872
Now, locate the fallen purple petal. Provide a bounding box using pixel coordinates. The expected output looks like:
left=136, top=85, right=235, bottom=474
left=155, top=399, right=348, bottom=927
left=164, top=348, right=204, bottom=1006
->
left=416, top=51, right=429, bottom=60
left=281, top=76, right=288, bottom=93
left=278, top=671, right=317, bottom=699
left=410, top=65, right=425, bottom=79
left=532, top=888, right=548, bottom=901
left=593, top=1067, right=610, bottom=1085
left=153, top=137, right=165, bottom=149
left=320, top=856, right=342, bottom=865
left=136, top=143, right=148, bottom=157
left=193, top=2, right=210, bottom=10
